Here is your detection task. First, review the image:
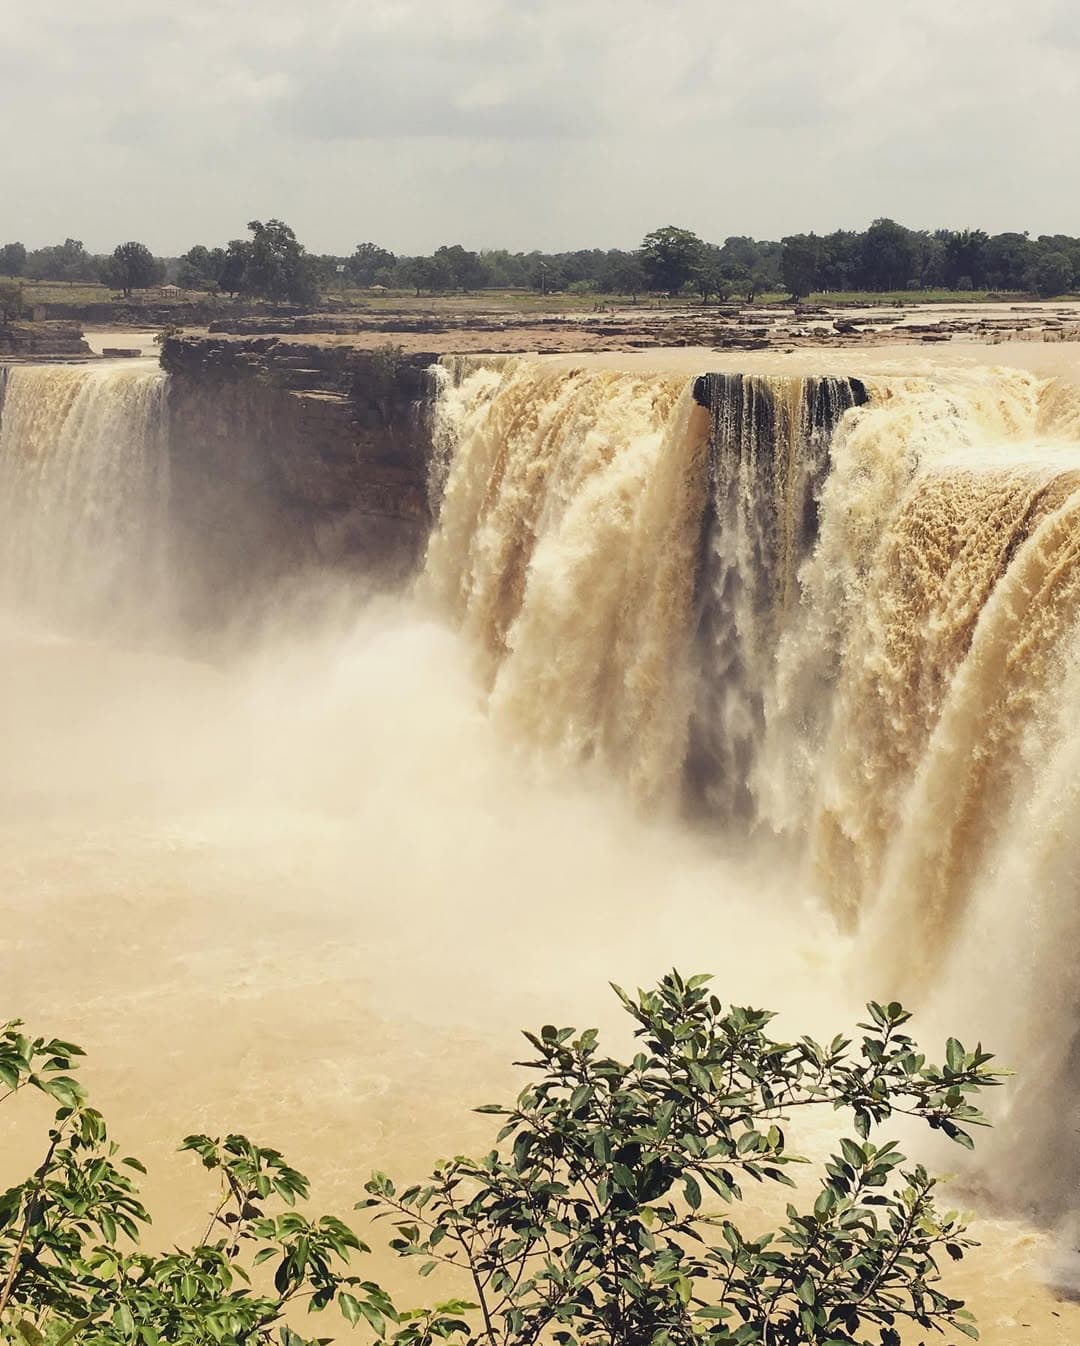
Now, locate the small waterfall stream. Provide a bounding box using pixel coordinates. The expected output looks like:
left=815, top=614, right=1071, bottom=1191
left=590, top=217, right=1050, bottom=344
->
left=0, top=363, right=169, bottom=634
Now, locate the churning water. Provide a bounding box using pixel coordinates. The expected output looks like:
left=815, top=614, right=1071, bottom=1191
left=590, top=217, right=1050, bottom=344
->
left=3, top=352, right=1080, bottom=1341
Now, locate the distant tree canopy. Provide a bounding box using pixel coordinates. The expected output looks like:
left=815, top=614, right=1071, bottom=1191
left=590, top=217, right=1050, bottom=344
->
left=101, top=241, right=163, bottom=297
left=641, top=225, right=705, bottom=295
left=2, top=218, right=1078, bottom=305
left=346, top=241, right=396, bottom=287
left=0, top=278, right=23, bottom=323
left=0, top=241, right=27, bottom=277
left=177, top=244, right=227, bottom=291
left=22, top=238, right=99, bottom=283
left=242, top=218, right=319, bottom=304
left=777, top=219, right=1078, bottom=298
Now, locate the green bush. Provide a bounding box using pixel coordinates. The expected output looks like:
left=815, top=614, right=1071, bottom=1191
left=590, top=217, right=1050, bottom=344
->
left=1, top=974, right=1002, bottom=1346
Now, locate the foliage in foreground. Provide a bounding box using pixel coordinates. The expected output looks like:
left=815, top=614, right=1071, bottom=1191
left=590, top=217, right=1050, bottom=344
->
left=0, top=974, right=1002, bottom=1346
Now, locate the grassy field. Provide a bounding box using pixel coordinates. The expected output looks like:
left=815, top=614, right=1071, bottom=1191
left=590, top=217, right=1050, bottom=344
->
left=7, top=279, right=1072, bottom=317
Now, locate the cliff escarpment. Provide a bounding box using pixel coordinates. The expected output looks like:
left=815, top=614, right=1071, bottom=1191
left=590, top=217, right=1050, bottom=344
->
left=161, top=334, right=436, bottom=625
left=0, top=321, right=91, bottom=358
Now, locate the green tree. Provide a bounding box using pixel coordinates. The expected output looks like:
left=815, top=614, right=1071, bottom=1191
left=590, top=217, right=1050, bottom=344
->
left=780, top=234, right=822, bottom=299
left=859, top=219, right=919, bottom=291
left=101, top=242, right=162, bottom=298
left=1028, top=250, right=1074, bottom=298
left=941, top=230, right=989, bottom=289
left=241, top=219, right=319, bottom=305
left=347, top=243, right=397, bottom=288
left=0, top=977, right=1006, bottom=1346
left=218, top=239, right=249, bottom=297
left=0, top=1023, right=410, bottom=1346
left=401, top=255, right=454, bottom=295
left=366, top=972, right=1000, bottom=1346
left=693, top=246, right=729, bottom=304
left=745, top=266, right=774, bottom=302
left=983, top=232, right=1033, bottom=291
left=601, top=254, right=648, bottom=299
left=433, top=245, right=487, bottom=292
left=0, top=279, right=23, bottom=324
left=177, top=245, right=227, bottom=291
left=640, top=226, right=704, bottom=296
left=0, top=243, right=26, bottom=278
left=25, top=239, right=98, bottom=284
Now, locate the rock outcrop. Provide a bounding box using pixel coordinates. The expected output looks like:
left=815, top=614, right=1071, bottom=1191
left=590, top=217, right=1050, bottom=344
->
left=0, top=321, right=90, bottom=357
left=161, top=334, right=436, bottom=626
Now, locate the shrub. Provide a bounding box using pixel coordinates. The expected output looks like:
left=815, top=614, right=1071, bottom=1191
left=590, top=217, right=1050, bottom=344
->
left=363, top=974, right=1001, bottom=1346
left=1, top=975, right=1002, bottom=1346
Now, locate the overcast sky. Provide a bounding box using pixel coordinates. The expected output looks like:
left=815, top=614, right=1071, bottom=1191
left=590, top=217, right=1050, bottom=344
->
left=3, top=0, right=1078, bottom=255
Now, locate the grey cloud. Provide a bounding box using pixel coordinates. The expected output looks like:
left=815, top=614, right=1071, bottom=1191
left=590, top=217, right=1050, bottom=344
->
left=0, top=0, right=1078, bottom=253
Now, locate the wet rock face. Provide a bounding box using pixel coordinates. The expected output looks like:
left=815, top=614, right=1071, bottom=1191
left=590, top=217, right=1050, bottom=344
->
left=161, top=334, right=437, bottom=627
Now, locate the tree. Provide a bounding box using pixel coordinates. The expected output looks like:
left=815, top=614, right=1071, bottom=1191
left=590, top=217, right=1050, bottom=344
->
left=1028, top=250, right=1075, bottom=298
left=983, top=232, right=1033, bottom=291
left=745, top=266, right=774, bottom=302
left=365, top=972, right=1000, bottom=1346
left=0, top=242, right=27, bottom=277
left=434, top=245, right=487, bottom=292
left=347, top=242, right=396, bottom=288
left=0, top=1021, right=411, bottom=1346
left=640, top=226, right=704, bottom=296
left=240, top=219, right=320, bottom=305
left=1, top=977, right=1001, bottom=1346
left=218, top=239, right=250, bottom=297
left=941, top=229, right=989, bottom=290
left=693, top=246, right=729, bottom=304
left=781, top=234, right=822, bottom=299
left=602, top=253, right=648, bottom=299
left=25, top=238, right=98, bottom=284
left=860, top=218, right=919, bottom=292
left=177, top=244, right=227, bottom=291
left=0, top=279, right=23, bottom=324
left=101, top=241, right=162, bottom=297
left=400, top=254, right=454, bottom=296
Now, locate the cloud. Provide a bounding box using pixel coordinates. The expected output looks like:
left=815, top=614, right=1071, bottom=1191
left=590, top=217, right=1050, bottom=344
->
left=1, top=0, right=1078, bottom=253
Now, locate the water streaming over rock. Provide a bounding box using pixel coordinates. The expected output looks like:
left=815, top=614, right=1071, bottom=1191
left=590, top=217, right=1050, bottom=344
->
left=424, top=355, right=1080, bottom=1213
left=8, top=349, right=1080, bottom=1229
left=422, top=357, right=711, bottom=801
left=686, top=372, right=867, bottom=817
left=0, top=363, right=169, bottom=634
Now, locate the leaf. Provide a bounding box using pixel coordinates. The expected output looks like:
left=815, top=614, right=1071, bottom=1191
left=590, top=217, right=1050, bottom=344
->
left=339, top=1292, right=362, bottom=1326
left=683, top=1175, right=702, bottom=1210
left=612, top=1163, right=636, bottom=1193
left=54, top=1319, right=93, bottom=1346
left=358, top=1302, right=387, bottom=1336
left=839, top=1138, right=864, bottom=1168
left=796, top=1277, right=817, bottom=1306
left=16, top=1321, right=45, bottom=1346
left=814, top=1187, right=836, bottom=1219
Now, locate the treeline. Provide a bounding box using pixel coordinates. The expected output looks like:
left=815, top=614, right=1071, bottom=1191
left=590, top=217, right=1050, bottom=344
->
left=1, top=217, right=1078, bottom=302
left=779, top=219, right=1080, bottom=298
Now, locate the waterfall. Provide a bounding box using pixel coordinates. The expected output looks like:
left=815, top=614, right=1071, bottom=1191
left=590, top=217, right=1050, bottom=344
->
left=686, top=372, right=867, bottom=818
left=422, top=357, right=711, bottom=801
left=423, top=355, right=1080, bottom=1215
left=0, top=363, right=170, bottom=635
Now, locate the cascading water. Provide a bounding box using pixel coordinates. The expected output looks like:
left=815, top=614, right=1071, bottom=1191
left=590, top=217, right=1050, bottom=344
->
left=0, top=363, right=170, bottom=634
left=687, top=372, right=867, bottom=818
left=422, top=357, right=711, bottom=801
left=424, top=353, right=1080, bottom=1217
